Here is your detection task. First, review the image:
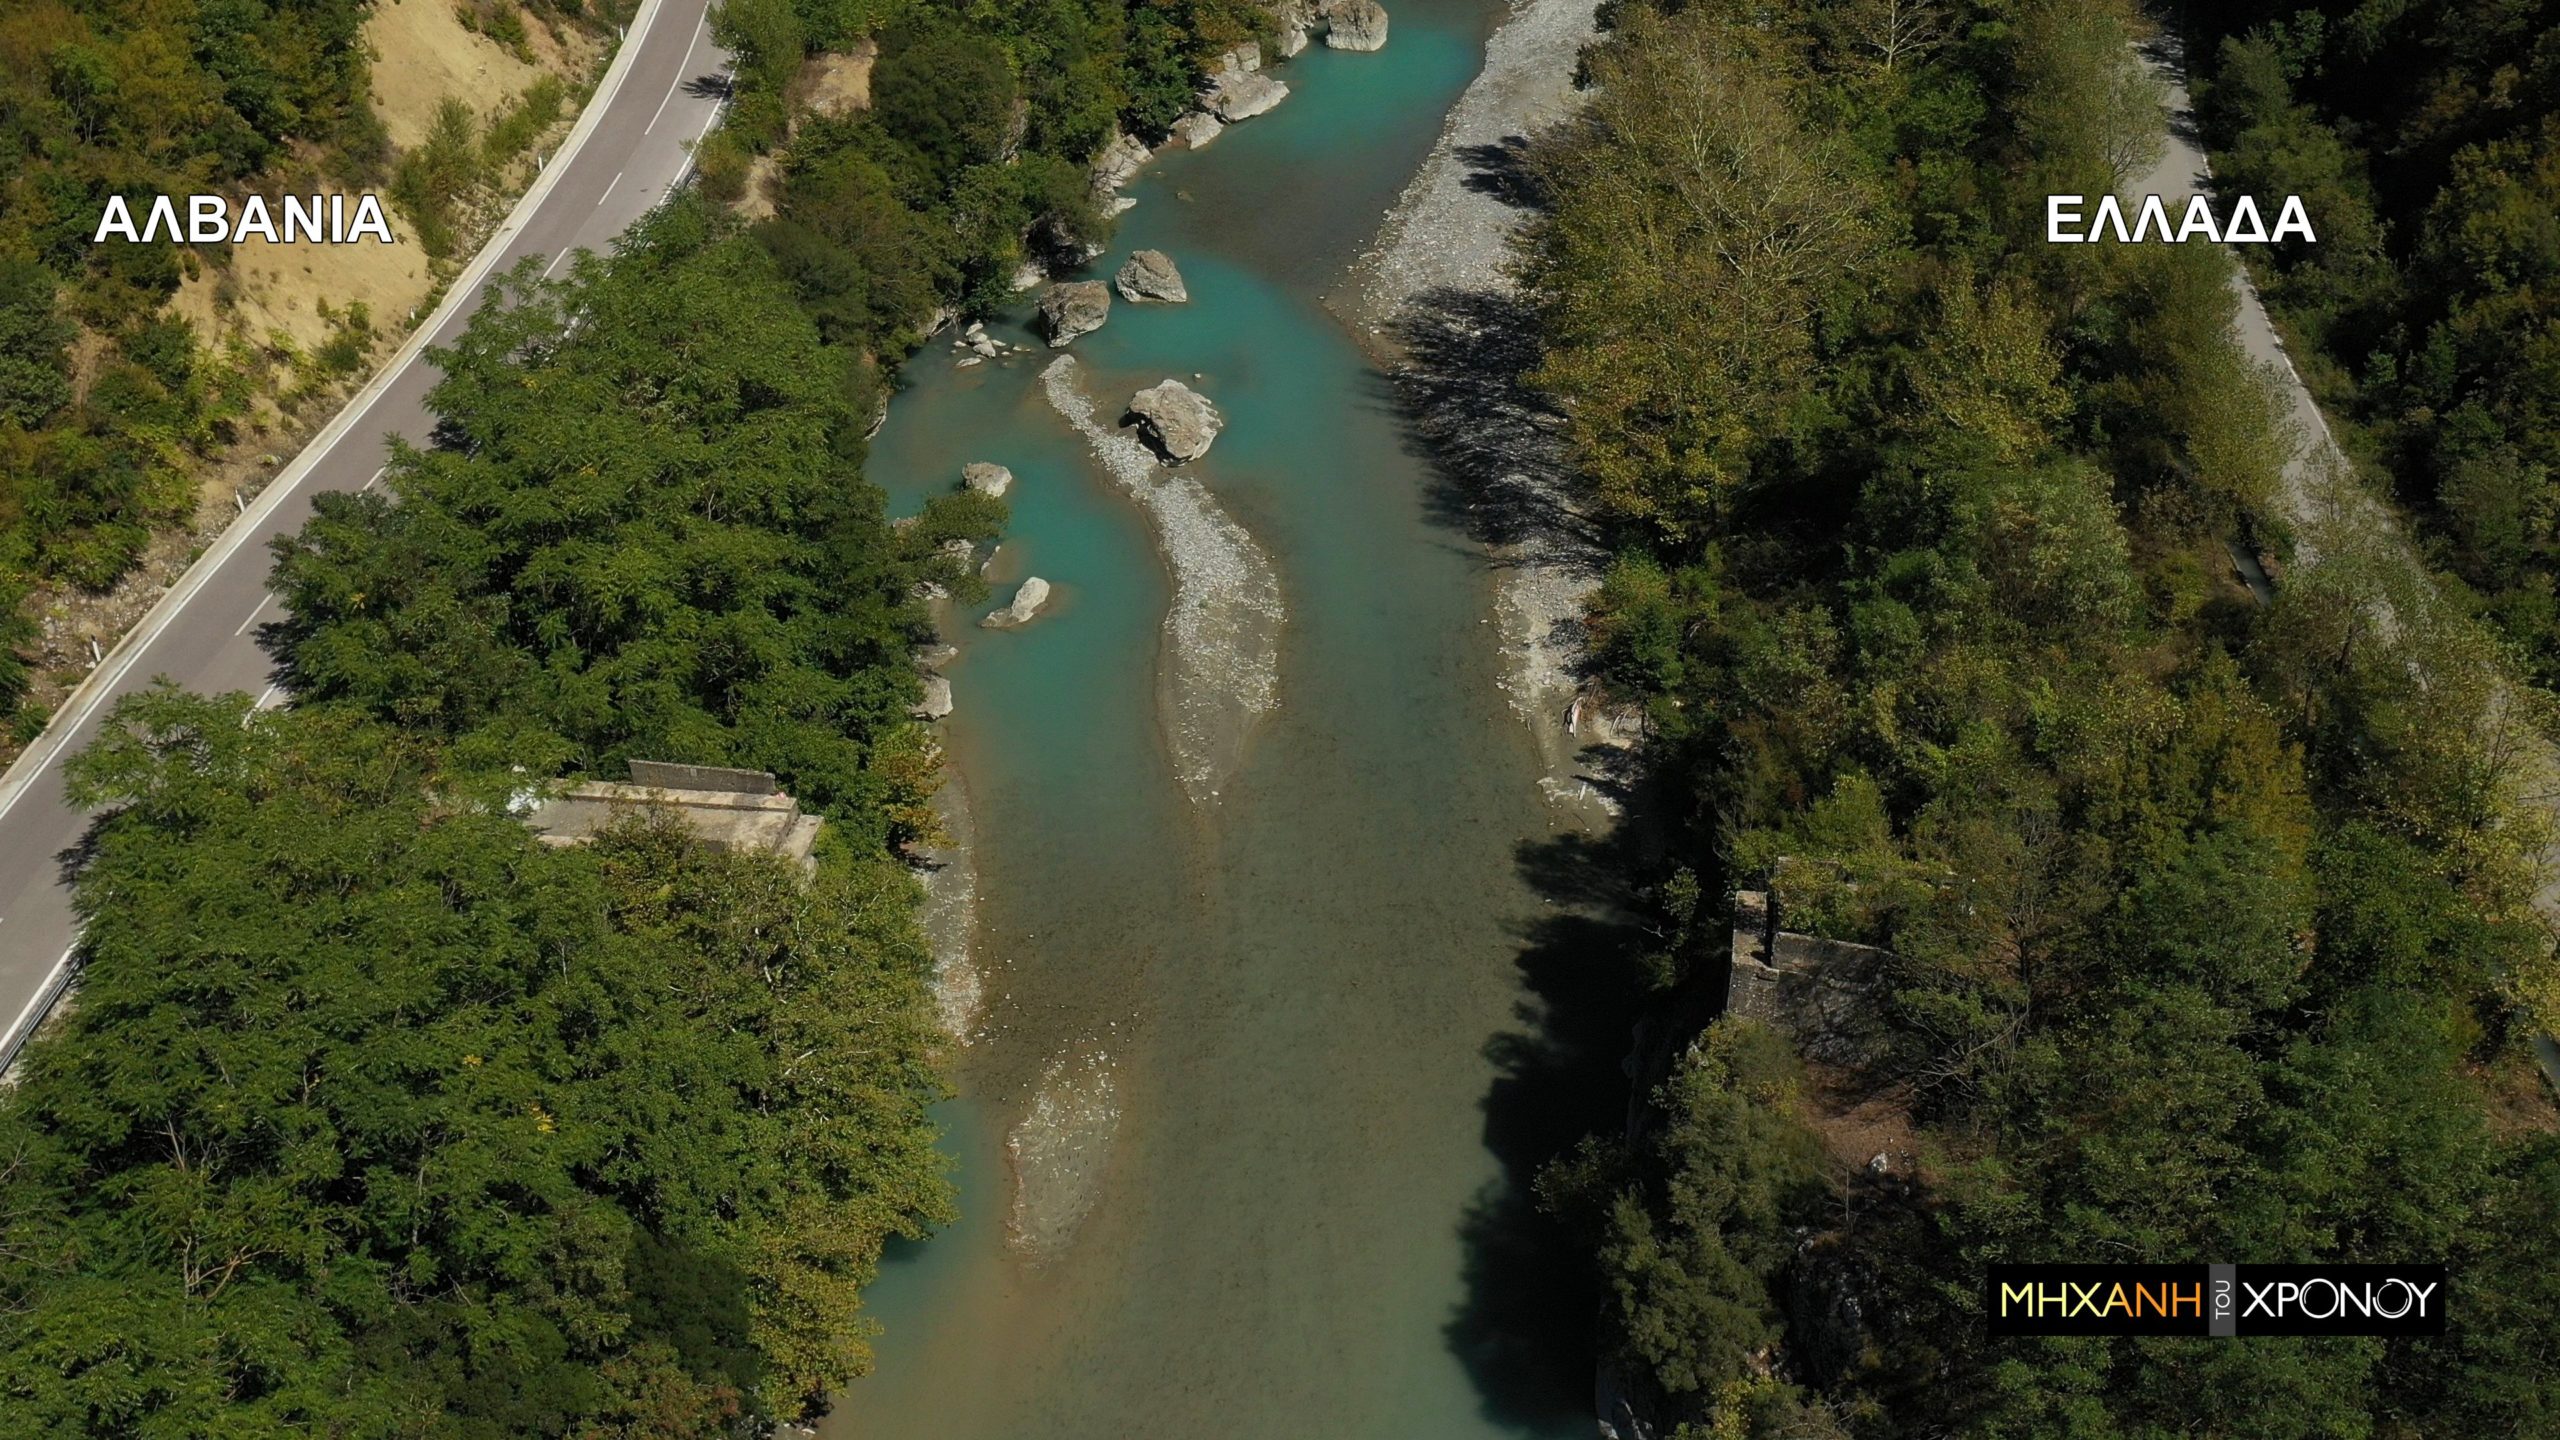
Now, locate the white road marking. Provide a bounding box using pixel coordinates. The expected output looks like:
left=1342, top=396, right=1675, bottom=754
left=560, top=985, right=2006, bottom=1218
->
left=253, top=685, right=284, bottom=711
left=233, top=593, right=273, bottom=636
left=598, top=170, right=623, bottom=206
left=542, top=249, right=573, bottom=279
left=643, top=11, right=709, bottom=134
left=363, top=465, right=386, bottom=491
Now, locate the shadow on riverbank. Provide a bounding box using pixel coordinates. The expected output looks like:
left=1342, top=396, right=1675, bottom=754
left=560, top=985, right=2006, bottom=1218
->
left=1447, top=813, right=1664, bottom=1431
left=1383, top=283, right=1584, bottom=554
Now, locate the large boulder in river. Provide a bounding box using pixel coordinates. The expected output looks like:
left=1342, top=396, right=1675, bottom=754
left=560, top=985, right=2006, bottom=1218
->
left=1127, top=380, right=1224, bottom=463
left=1171, top=111, right=1225, bottom=149
left=1037, top=281, right=1111, bottom=347
left=981, top=576, right=1052, bottom=629
left=1321, top=0, right=1389, bottom=49
left=1206, top=67, right=1288, bottom=121
left=962, top=461, right=1013, bottom=498
left=910, top=673, right=954, bottom=719
left=1115, top=250, right=1189, bottom=304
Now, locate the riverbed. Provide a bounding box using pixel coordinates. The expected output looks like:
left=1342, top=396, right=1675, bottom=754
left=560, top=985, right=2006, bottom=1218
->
left=823, top=5, right=1602, bottom=1434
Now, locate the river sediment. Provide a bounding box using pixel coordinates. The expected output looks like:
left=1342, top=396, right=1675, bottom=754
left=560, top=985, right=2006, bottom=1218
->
left=1347, top=0, right=1618, bottom=816
left=1037, top=355, right=1285, bottom=801
left=828, top=5, right=1599, bottom=1434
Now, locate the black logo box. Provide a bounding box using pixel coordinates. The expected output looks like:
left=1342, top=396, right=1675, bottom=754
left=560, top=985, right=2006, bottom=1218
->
left=1988, top=1264, right=2448, bottom=1337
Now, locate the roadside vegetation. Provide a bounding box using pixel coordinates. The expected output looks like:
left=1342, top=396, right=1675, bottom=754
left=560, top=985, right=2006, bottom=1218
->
left=1520, top=2, right=2560, bottom=1435
left=0, top=0, right=602, bottom=745
left=2187, top=1, right=2560, bottom=690
left=0, top=198, right=995, bottom=1437
left=0, top=0, right=1297, bottom=1428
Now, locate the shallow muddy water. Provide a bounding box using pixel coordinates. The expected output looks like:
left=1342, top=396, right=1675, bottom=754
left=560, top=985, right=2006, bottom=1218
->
left=827, top=9, right=1601, bottom=1435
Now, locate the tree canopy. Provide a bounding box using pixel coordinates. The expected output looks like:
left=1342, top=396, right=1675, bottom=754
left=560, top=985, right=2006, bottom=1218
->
left=1524, top=4, right=2560, bottom=1436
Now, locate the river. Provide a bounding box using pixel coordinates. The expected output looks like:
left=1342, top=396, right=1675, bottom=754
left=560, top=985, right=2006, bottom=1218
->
left=823, top=6, right=1603, bottom=1433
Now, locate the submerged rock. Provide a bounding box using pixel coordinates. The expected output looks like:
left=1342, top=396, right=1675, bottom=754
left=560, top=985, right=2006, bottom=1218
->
left=911, top=673, right=954, bottom=719
left=982, top=576, right=1052, bottom=629
left=1206, top=68, right=1288, bottom=122
left=1171, top=111, right=1225, bottom=149
left=1322, top=0, right=1389, bottom=50
left=915, top=643, right=959, bottom=670
left=1127, top=380, right=1224, bottom=463
left=962, top=461, right=1014, bottom=498
left=1037, top=281, right=1111, bottom=347
left=1115, top=249, right=1189, bottom=304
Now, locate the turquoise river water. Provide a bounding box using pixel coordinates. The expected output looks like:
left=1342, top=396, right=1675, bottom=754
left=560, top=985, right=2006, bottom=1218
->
left=824, top=8, right=1599, bottom=1434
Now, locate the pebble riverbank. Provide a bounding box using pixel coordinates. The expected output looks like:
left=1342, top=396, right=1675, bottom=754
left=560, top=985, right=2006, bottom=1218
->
left=1349, top=0, right=1614, bottom=814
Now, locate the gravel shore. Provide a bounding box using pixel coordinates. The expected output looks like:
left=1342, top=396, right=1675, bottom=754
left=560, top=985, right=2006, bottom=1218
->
left=1346, top=0, right=1617, bottom=816
left=1039, top=356, right=1286, bottom=803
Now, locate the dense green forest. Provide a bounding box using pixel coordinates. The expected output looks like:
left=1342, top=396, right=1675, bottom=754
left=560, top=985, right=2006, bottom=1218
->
left=0, top=198, right=992, bottom=1435
left=0, top=0, right=1280, bottom=1420
left=2186, top=0, right=2560, bottom=689
left=1521, top=2, right=2560, bottom=1436
left=712, top=0, right=1266, bottom=367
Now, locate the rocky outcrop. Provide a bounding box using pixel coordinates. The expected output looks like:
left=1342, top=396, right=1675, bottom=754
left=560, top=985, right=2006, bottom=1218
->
left=1172, top=111, right=1225, bottom=149
left=1127, top=380, right=1224, bottom=463
left=981, top=576, right=1052, bottom=628
left=1321, top=0, right=1389, bottom=50
left=962, top=462, right=1013, bottom=498
left=1205, top=53, right=1289, bottom=122
left=1213, top=41, right=1260, bottom=72
left=1092, top=130, right=1151, bottom=190
left=1115, top=249, right=1189, bottom=304
left=1276, top=17, right=1311, bottom=56
left=1037, top=281, right=1111, bottom=347
left=911, top=673, right=954, bottom=719
left=915, top=643, right=958, bottom=669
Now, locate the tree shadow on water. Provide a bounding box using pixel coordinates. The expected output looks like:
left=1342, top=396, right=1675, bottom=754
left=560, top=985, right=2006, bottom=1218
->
left=1448, top=817, right=1664, bottom=1432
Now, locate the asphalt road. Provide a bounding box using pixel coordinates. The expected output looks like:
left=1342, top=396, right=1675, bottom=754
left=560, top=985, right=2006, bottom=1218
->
left=0, top=0, right=734, bottom=1069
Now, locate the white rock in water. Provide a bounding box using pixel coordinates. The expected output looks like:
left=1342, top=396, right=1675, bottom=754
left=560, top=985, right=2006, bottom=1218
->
left=1171, top=111, right=1225, bottom=149
left=1322, top=0, right=1388, bottom=49
left=915, top=643, right=959, bottom=669
left=1107, top=195, right=1137, bottom=217
left=1115, top=249, right=1189, bottom=304
left=1127, top=379, right=1224, bottom=463
left=956, top=355, right=983, bottom=368
left=962, top=462, right=1013, bottom=498
left=1276, top=21, right=1309, bottom=57
left=1206, top=69, right=1288, bottom=122
left=982, top=576, right=1052, bottom=629
left=1037, top=281, right=1112, bottom=346
left=1010, top=261, right=1045, bottom=292
left=911, top=673, right=954, bottom=719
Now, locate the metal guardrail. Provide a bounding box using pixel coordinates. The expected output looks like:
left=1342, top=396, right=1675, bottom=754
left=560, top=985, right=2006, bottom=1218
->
left=0, top=948, right=79, bottom=1081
